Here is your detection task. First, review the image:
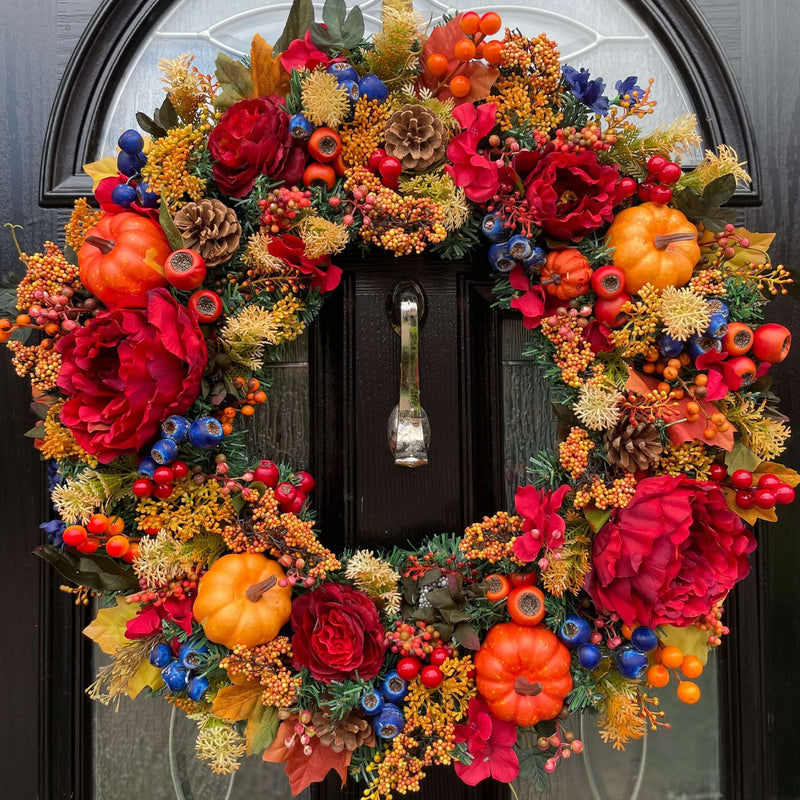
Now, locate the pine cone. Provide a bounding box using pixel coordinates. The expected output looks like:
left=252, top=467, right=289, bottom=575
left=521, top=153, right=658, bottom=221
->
left=311, top=710, right=375, bottom=753
left=604, top=419, right=663, bottom=473
left=384, top=104, right=446, bottom=171
left=173, top=199, right=242, bottom=267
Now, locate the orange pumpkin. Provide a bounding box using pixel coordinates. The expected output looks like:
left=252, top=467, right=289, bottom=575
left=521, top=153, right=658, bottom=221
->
left=78, top=212, right=171, bottom=307
left=193, top=553, right=293, bottom=648
left=540, top=249, right=592, bottom=300
left=474, top=622, right=572, bottom=727
left=605, top=202, right=700, bottom=293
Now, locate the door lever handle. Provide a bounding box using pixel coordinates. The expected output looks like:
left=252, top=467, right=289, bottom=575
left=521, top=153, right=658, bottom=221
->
left=388, top=281, right=429, bottom=467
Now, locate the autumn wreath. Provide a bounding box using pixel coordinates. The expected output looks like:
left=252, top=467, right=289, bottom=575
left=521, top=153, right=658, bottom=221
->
left=2, top=0, right=796, bottom=795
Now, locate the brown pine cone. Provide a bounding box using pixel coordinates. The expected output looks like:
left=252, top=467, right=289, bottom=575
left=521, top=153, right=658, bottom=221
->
left=311, top=709, right=375, bottom=753
left=604, top=419, right=663, bottom=473
left=384, top=104, right=446, bottom=171
left=173, top=199, right=242, bottom=267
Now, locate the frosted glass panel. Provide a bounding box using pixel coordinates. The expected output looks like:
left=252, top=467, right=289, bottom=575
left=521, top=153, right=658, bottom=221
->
left=97, top=0, right=701, bottom=161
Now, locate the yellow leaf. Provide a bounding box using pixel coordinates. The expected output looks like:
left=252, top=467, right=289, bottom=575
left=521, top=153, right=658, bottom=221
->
left=723, top=487, right=778, bottom=525
left=126, top=661, right=164, bottom=699
left=83, top=596, right=140, bottom=655
left=754, top=461, right=800, bottom=487
left=658, top=624, right=712, bottom=665
left=82, top=156, right=119, bottom=191
left=250, top=34, right=290, bottom=98
left=211, top=680, right=264, bottom=723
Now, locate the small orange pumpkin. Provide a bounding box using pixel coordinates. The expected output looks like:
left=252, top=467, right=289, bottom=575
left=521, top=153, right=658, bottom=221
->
left=193, top=553, right=292, bottom=648
left=540, top=249, right=592, bottom=300
left=78, top=212, right=171, bottom=307
left=605, top=202, right=700, bottom=293
left=474, top=622, right=572, bottom=727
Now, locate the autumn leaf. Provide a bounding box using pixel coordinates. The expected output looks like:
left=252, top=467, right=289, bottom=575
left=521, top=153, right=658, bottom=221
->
left=211, top=679, right=264, bottom=723
left=658, top=624, right=712, bottom=665
left=754, top=460, right=800, bottom=487
left=722, top=487, right=778, bottom=525
left=215, top=52, right=254, bottom=111
left=83, top=596, right=140, bottom=654
left=418, top=16, right=498, bottom=104
left=250, top=34, right=291, bottom=99
left=724, top=442, right=761, bottom=474
left=127, top=660, right=164, bottom=699
left=83, top=157, right=119, bottom=190
left=246, top=703, right=279, bottom=755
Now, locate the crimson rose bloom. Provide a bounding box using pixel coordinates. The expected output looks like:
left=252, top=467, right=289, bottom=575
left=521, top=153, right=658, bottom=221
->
left=291, top=583, right=386, bottom=683
left=585, top=476, right=755, bottom=627
left=516, top=148, right=623, bottom=241
left=208, top=96, right=306, bottom=197
left=57, top=288, right=207, bottom=463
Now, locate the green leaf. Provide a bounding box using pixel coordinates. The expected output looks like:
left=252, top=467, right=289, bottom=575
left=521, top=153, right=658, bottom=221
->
left=703, top=173, right=737, bottom=207
left=159, top=202, right=185, bottom=251
left=274, top=0, right=315, bottom=54
left=658, top=624, right=710, bottom=665
left=308, top=22, right=336, bottom=50
left=232, top=493, right=247, bottom=514
left=453, top=622, right=480, bottom=650
left=418, top=568, right=442, bottom=587
left=673, top=188, right=707, bottom=219
left=322, top=0, right=345, bottom=36
left=154, top=96, right=179, bottom=132
left=135, top=111, right=166, bottom=138
left=24, top=425, right=45, bottom=439
left=246, top=704, right=279, bottom=755
left=63, top=245, right=79, bottom=266
left=426, top=588, right=456, bottom=610
left=584, top=506, right=610, bottom=534
left=215, top=53, right=254, bottom=112
left=724, top=442, right=762, bottom=474
left=516, top=746, right=549, bottom=793
left=341, top=6, right=364, bottom=49
left=34, top=545, right=140, bottom=592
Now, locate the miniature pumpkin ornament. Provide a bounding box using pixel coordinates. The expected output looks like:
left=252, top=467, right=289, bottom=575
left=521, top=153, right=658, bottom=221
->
left=605, top=201, right=700, bottom=294
left=474, top=621, right=573, bottom=727
left=540, top=248, right=593, bottom=300
left=193, top=553, right=293, bottom=648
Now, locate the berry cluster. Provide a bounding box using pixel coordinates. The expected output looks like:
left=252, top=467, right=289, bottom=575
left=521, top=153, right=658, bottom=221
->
left=536, top=709, right=584, bottom=774
left=150, top=641, right=210, bottom=702
left=714, top=466, right=796, bottom=511
left=109, top=129, right=159, bottom=210
left=63, top=513, right=135, bottom=560
left=646, top=645, right=703, bottom=705
left=637, top=154, right=683, bottom=205
left=258, top=187, right=313, bottom=233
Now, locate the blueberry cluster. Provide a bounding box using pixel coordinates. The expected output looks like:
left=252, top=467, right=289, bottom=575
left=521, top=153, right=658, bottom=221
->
left=359, top=670, right=409, bottom=740
left=111, top=129, right=159, bottom=210
left=659, top=299, right=731, bottom=360
left=482, top=213, right=546, bottom=273
left=150, top=641, right=210, bottom=700
left=150, top=414, right=225, bottom=466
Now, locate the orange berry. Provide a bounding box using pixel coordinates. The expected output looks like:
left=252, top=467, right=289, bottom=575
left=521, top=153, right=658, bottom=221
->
left=657, top=381, right=670, bottom=394
left=671, top=387, right=685, bottom=400
left=45, top=322, right=60, bottom=335
left=106, top=515, right=125, bottom=535
left=105, top=535, right=130, bottom=558
left=647, top=664, right=670, bottom=688
left=0, top=330, right=12, bottom=344
left=642, top=362, right=656, bottom=374
left=222, top=422, right=234, bottom=435
left=482, top=39, right=503, bottom=65
left=0, top=318, right=12, bottom=331
left=667, top=358, right=682, bottom=369
left=703, top=425, right=717, bottom=440
left=454, top=38, right=476, bottom=61
left=223, top=407, right=237, bottom=419
left=253, top=390, right=267, bottom=404
left=426, top=53, right=449, bottom=76
left=680, top=655, right=703, bottom=679
left=694, top=373, right=708, bottom=387
left=655, top=360, right=667, bottom=372
left=677, top=680, right=701, bottom=704
left=716, top=421, right=730, bottom=432
left=459, top=10, right=480, bottom=34
left=479, top=11, right=502, bottom=34
left=15, top=314, right=31, bottom=326
left=449, top=75, right=472, bottom=98
left=247, top=378, right=260, bottom=391
left=711, top=411, right=725, bottom=426
left=240, top=404, right=255, bottom=417
left=122, top=542, right=139, bottom=564
left=86, top=513, right=109, bottom=535
left=644, top=347, right=660, bottom=362
left=663, top=366, right=679, bottom=380
left=679, top=352, right=692, bottom=365
left=620, top=623, right=633, bottom=639
left=686, top=401, right=700, bottom=415
left=660, top=645, right=684, bottom=669
left=233, top=376, right=246, bottom=388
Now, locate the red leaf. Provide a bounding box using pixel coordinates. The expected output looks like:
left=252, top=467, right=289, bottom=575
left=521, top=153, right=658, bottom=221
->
left=418, top=16, right=499, bottom=104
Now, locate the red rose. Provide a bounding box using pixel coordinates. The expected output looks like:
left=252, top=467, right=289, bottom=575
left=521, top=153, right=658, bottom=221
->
left=268, top=234, right=342, bottom=294
left=291, top=583, right=386, bottom=683
left=585, top=476, right=756, bottom=627
left=208, top=96, right=306, bottom=198
left=518, top=148, right=623, bottom=241
left=57, top=288, right=207, bottom=463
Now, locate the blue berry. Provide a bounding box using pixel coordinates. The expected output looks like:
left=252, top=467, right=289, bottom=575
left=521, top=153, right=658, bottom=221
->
left=577, top=643, right=603, bottom=670
left=327, top=62, right=359, bottom=83
left=187, top=676, right=210, bottom=702
left=706, top=298, right=729, bottom=320
left=357, top=74, right=388, bottom=103
left=188, top=417, right=224, bottom=449
left=614, top=645, right=649, bottom=680
left=687, top=334, right=722, bottom=359
left=136, top=181, right=160, bottom=209
left=111, top=183, right=137, bottom=208
left=161, top=660, right=190, bottom=692
left=149, top=642, right=173, bottom=668
left=178, top=642, right=208, bottom=670
left=630, top=626, right=658, bottom=653
left=137, top=456, right=158, bottom=477
left=373, top=703, right=404, bottom=739
left=117, top=151, right=145, bottom=177
left=705, top=312, right=728, bottom=339
left=488, top=242, right=516, bottom=272
left=522, top=247, right=547, bottom=271
left=289, top=114, right=314, bottom=140
left=380, top=671, right=408, bottom=703
left=481, top=213, right=509, bottom=243
left=360, top=690, right=385, bottom=716
left=657, top=333, right=683, bottom=358
left=151, top=438, right=179, bottom=465
left=559, top=614, right=592, bottom=648
left=118, top=129, right=145, bottom=155
left=161, top=414, right=191, bottom=443
left=507, top=235, right=533, bottom=261
left=338, top=79, right=360, bottom=102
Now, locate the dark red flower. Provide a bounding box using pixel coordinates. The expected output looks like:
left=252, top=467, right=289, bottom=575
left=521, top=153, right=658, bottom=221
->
left=585, top=475, right=756, bottom=628
left=57, top=288, right=207, bottom=463
left=454, top=697, right=519, bottom=785
left=290, top=583, right=386, bottom=683
left=280, top=31, right=334, bottom=72
left=267, top=234, right=342, bottom=293
left=512, top=483, right=570, bottom=562
left=445, top=103, right=500, bottom=202
left=208, top=96, right=306, bottom=197
left=517, top=148, right=623, bottom=241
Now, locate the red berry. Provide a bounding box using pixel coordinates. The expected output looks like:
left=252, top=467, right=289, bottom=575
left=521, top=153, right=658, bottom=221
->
left=76, top=538, right=100, bottom=554
left=171, top=460, right=189, bottom=480
left=154, top=483, right=173, bottom=499
left=253, top=460, right=280, bottom=487
left=420, top=665, right=443, bottom=688
left=617, top=177, right=637, bottom=198
left=757, top=473, right=781, bottom=491
left=658, top=162, right=682, bottom=184
left=105, top=535, right=130, bottom=558
left=775, top=484, right=796, bottom=505
left=282, top=491, right=306, bottom=514
left=132, top=478, right=154, bottom=498
left=594, top=292, right=631, bottom=328
left=379, top=156, right=402, bottom=181
left=731, top=469, right=753, bottom=489
left=368, top=148, right=387, bottom=173
left=295, top=471, right=315, bottom=493
left=755, top=489, right=776, bottom=509
left=429, top=647, right=448, bottom=667
left=709, top=464, right=727, bottom=482
left=649, top=184, right=673, bottom=205
left=275, top=482, right=297, bottom=504
left=647, top=155, right=668, bottom=176
left=590, top=265, right=626, bottom=299
left=86, top=513, right=109, bottom=535
left=751, top=323, right=791, bottom=364
left=63, top=525, right=88, bottom=546
left=735, top=490, right=756, bottom=509
left=637, top=181, right=654, bottom=201
left=153, top=466, right=175, bottom=485
left=396, top=657, right=421, bottom=680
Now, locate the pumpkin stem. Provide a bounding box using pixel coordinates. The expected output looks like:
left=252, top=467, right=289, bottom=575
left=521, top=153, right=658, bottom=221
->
left=245, top=575, right=277, bottom=602
left=514, top=676, right=543, bottom=697
left=84, top=234, right=116, bottom=254
left=540, top=275, right=561, bottom=286
left=653, top=232, right=697, bottom=250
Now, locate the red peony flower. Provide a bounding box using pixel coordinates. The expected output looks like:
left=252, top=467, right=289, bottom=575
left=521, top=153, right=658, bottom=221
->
left=512, top=483, right=571, bottom=562
left=517, top=147, right=623, bottom=241
left=280, top=31, right=334, bottom=73
left=585, top=475, right=756, bottom=627
left=267, top=234, right=342, bottom=293
left=57, top=288, right=207, bottom=463
left=508, top=266, right=568, bottom=329
left=445, top=103, right=500, bottom=202
left=290, top=583, right=386, bottom=683
left=125, top=595, right=195, bottom=639
left=454, top=696, right=519, bottom=786
left=208, top=96, right=306, bottom=197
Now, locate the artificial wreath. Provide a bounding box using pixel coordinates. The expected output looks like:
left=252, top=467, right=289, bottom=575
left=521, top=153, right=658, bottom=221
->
left=2, top=0, right=797, bottom=795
